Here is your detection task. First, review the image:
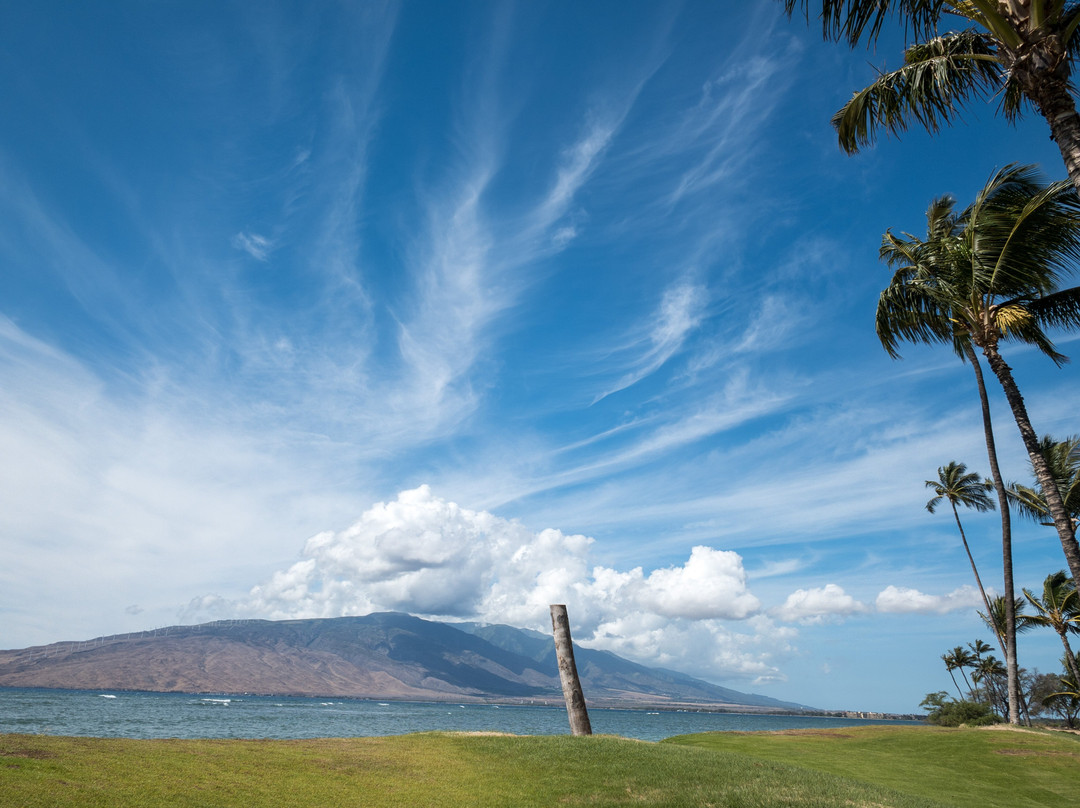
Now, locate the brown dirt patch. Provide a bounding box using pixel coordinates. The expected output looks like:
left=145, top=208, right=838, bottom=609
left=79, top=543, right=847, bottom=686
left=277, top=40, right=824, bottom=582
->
left=0, top=747, right=57, bottom=759
left=763, top=729, right=854, bottom=738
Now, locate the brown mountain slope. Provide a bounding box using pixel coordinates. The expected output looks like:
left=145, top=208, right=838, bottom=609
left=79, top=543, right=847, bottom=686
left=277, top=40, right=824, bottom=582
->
left=0, top=613, right=811, bottom=711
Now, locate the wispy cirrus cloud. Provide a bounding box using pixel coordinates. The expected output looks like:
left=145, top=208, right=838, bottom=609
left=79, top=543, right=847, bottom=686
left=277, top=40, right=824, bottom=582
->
left=593, top=281, right=709, bottom=402
left=390, top=10, right=669, bottom=436
left=0, top=317, right=372, bottom=644
left=667, top=53, right=790, bottom=206
left=232, top=232, right=273, bottom=261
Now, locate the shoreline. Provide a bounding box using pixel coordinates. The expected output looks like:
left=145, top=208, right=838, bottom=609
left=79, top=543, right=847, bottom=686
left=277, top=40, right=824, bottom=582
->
left=0, top=684, right=924, bottom=722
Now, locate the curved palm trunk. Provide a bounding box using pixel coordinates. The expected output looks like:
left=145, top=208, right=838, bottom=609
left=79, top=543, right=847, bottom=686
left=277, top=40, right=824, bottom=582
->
left=1058, top=628, right=1080, bottom=687
left=982, top=346, right=1080, bottom=586
left=964, top=343, right=1020, bottom=724
left=991, top=674, right=1009, bottom=717
left=1021, top=64, right=1080, bottom=197
left=959, top=666, right=974, bottom=697
left=950, top=501, right=1000, bottom=644
left=947, top=667, right=964, bottom=700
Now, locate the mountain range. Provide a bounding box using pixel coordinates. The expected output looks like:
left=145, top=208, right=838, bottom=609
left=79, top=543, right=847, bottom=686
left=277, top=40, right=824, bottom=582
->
left=0, top=613, right=811, bottom=712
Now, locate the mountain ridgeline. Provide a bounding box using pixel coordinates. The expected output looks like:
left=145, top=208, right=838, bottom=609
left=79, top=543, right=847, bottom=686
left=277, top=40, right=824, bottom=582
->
left=0, top=613, right=810, bottom=711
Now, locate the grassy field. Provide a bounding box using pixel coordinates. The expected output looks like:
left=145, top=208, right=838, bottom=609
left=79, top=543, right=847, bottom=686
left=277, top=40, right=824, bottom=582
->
left=666, top=725, right=1080, bottom=808
left=1, top=725, right=1077, bottom=807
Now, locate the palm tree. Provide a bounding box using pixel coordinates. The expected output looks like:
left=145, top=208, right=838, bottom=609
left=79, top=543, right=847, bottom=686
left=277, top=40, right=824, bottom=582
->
left=1023, top=570, right=1080, bottom=686
left=876, top=166, right=1080, bottom=701
left=972, top=654, right=1009, bottom=716
left=926, top=462, right=1001, bottom=644
left=877, top=165, right=1080, bottom=721
left=1043, top=677, right=1080, bottom=727
left=1010, top=435, right=1080, bottom=527
left=978, top=593, right=1038, bottom=724
left=941, top=652, right=964, bottom=699
left=781, top=0, right=1080, bottom=195
left=942, top=645, right=975, bottom=699
left=979, top=595, right=1034, bottom=644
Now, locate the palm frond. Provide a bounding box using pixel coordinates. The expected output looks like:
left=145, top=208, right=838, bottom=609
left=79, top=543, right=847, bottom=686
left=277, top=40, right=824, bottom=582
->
left=1062, top=4, right=1080, bottom=54
left=1002, top=312, right=1070, bottom=364
left=1012, top=436, right=1080, bottom=523
left=832, top=30, right=1001, bottom=153
left=781, top=0, right=944, bottom=46
left=1007, top=481, right=1053, bottom=523
left=999, top=72, right=1026, bottom=121
left=979, top=595, right=1034, bottom=636
left=950, top=0, right=1024, bottom=47
left=876, top=279, right=956, bottom=356
left=977, top=176, right=1080, bottom=296
left=1027, top=285, right=1080, bottom=331
left=926, top=461, right=996, bottom=510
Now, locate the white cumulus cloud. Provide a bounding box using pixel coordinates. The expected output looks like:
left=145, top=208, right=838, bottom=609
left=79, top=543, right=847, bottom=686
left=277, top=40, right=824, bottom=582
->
left=774, top=584, right=867, bottom=624
left=636, top=546, right=760, bottom=619
left=874, top=585, right=985, bottom=615
left=188, top=486, right=778, bottom=681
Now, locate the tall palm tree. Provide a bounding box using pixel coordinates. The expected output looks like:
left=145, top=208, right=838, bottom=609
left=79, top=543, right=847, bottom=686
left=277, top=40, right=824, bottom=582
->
left=1023, top=570, right=1080, bottom=686
left=926, top=462, right=1001, bottom=644
left=876, top=166, right=1080, bottom=719
left=883, top=197, right=1023, bottom=719
left=781, top=0, right=1080, bottom=195
left=877, top=165, right=1080, bottom=721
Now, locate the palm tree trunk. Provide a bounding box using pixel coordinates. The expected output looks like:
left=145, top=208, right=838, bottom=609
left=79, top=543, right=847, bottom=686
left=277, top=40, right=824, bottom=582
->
left=950, top=501, right=1001, bottom=645
left=993, top=674, right=1009, bottom=717
left=982, top=346, right=1080, bottom=586
left=964, top=342, right=1020, bottom=724
left=1021, top=60, right=1080, bottom=197
left=959, top=666, right=974, bottom=698
left=947, top=667, right=964, bottom=700
left=550, top=604, right=592, bottom=736
left=1058, top=629, right=1080, bottom=687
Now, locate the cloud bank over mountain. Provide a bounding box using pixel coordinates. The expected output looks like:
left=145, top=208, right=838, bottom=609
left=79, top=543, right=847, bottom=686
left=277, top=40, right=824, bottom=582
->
left=186, top=487, right=985, bottom=685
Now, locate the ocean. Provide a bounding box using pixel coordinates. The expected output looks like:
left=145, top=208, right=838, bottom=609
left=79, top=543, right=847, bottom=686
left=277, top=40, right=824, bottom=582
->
left=0, top=688, right=921, bottom=741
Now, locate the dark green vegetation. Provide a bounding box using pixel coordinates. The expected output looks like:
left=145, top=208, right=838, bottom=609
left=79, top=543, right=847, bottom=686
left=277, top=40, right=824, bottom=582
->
left=930, top=621, right=1080, bottom=727
left=7, top=725, right=1079, bottom=807
left=668, top=725, right=1080, bottom=808
left=920, top=692, right=998, bottom=727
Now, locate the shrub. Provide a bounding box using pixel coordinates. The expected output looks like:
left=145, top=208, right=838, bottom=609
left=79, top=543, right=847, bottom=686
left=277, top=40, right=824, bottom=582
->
left=920, top=692, right=1000, bottom=727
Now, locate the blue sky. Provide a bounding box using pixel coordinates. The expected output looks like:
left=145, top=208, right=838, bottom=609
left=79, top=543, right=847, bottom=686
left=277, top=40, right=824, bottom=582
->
left=2, top=1, right=1078, bottom=714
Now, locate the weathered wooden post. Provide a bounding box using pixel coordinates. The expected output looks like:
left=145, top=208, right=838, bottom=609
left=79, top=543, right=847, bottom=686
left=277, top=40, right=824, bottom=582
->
left=549, top=604, right=592, bottom=735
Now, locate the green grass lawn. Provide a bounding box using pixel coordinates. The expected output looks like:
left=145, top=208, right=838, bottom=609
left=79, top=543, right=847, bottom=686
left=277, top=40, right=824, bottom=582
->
left=666, top=724, right=1080, bottom=808
left=2, top=725, right=1077, bottom=807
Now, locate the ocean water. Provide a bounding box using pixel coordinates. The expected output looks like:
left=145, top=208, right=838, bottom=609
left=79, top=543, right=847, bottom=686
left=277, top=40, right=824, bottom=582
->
left=0, top=688, right=921, bottom=741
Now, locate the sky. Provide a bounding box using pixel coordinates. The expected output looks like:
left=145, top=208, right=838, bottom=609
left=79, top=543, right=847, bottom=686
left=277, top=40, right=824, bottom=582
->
left=1, top=1, right=1078, bottom=715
